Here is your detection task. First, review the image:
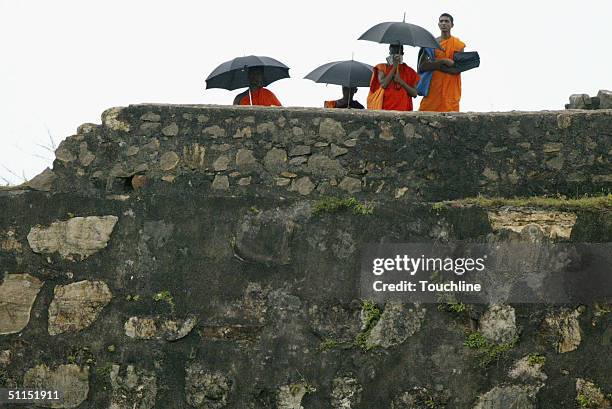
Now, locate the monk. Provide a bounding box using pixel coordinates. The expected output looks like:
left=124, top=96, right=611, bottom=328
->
left=419, top=13, right=465, bottom=112
left=233, top=66, right=282, bottom=106
left=369, top=44, right=419, bottom=111
left=324, top=87, right=364, bottom=109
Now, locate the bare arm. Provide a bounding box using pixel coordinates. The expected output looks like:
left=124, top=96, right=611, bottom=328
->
left=439, top=66, right=462, bottom=74
left=418, top=52, right=453, bottom=71
left=377, top=63, right=397, bottom=89
left=439, top=47, right=465, bottom=74
left=393, top=72, right=418, bottom=97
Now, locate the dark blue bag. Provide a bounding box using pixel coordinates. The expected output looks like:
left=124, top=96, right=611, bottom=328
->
left=416, top=48, right=435, bottom=96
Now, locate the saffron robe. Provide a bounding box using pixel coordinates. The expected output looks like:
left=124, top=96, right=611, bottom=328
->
left=370, top=63, right=419, bottom=111
left=239, top=88, right=281, bottom=106
left=419, top=36, right=466, bottom=112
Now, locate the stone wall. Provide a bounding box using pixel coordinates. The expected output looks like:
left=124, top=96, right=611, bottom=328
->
left=1, top=105, right=611, bottom=408
left=29, top=104, right=612, bottom=201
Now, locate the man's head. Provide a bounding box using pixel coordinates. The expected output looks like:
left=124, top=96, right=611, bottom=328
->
left=342, top=86, right=357, bottom=100
left=247, top=66, right=264, bottom=88
left=389, top=44, right=404, bottom=56
left=438, top=13, right=454, bottom=35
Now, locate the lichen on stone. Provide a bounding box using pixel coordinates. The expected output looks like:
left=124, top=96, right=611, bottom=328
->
left=487, top=209, right=577, bottom=239
left=277, top=381, right=315, bottom=409
left=110, top=364, right=157, bottom=409
left=185, top=363, right=232, bottom=409
left=24, top=364, right=89, bottom=408
left=542, top=307, right=582, bottom=353
left=331, top=375, right=362, bottom=409
left=365, top=302, right=426, bottom=349
left=124, top=315, right=197, bottom=341
left=48, top=280, right=112, bottom=335
left=0, top=273, right=44, bottom=335
left=473, top=385, right=538, bottom=409
left=479, top=304, right=518, bottom=344
left=27, top=215, right=119, bottom=259
left=575, top=378, right=610, bottom=408
left=102, top=107, right=131, bottom=132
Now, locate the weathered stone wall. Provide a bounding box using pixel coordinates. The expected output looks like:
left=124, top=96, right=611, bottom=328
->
left=30, top=104, right=612, bottom=200
left=1, top=105, right=611, bottom=408
left=566, top=90, right=612, bottom=110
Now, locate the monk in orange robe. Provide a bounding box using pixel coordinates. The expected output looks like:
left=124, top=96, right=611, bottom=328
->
left=419, top=13, right=466, bottom=112
left=369, top=44, right=419, bottom=111
left=233, top=67, right=282, bottom=106
left=324, top=87, right=364, bottom=109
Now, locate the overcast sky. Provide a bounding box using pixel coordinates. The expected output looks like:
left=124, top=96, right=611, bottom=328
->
left=1, top=1, right=610, bottom=184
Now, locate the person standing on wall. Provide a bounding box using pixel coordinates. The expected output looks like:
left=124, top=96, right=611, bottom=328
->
left=325, top=87, right=365, bottom=109
left=418, top=13, right=466, bottom=112
left=368, top=44, right=419, bottom=111
left=233, top=66, right=282, bottom=106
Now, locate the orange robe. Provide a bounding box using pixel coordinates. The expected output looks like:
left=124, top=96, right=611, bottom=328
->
left=324, top=100, right=337, bottom=108
left=419, top=36, right=466, bottom=112
left=370, top=63, right=420, bottom=111
left=239, top=88, right=281, bottom=106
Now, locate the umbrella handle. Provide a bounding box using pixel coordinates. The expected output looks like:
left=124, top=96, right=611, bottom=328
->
left=347, top=59, right=352, bottom=109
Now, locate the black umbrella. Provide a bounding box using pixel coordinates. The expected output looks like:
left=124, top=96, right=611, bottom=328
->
left=358, top=18, right=442, bottom=50
left=304, top=60, right=373, bottom=88
left=205, top=55, right=290, bottom=91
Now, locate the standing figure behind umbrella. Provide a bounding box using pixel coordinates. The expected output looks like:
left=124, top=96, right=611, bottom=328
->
left=325, top=87, right=364, bottom=109
left=418, top=13, right=465, bottom=112
left=233, top=67, right=282, bottom=106
left=369, top=44, right=420, bottom=111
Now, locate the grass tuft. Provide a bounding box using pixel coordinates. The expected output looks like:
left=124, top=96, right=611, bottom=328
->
left=312, top=197, right=373, bottom=216
left=153, top=290, right=175, bottom=313
left=355, top=300, right=382, bottom=351
left=577, top=393, right=597, bottom=408
left=464, top=331, right=518, bottom=367
left=527, top=353, right=546, bottom=366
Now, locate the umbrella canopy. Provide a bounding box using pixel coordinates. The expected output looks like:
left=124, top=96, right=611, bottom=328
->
left=358, top=21, right=442, bottom=50
left=304, top=60, right=373, bottom=88
left=205, top=55, right=290, bottom=91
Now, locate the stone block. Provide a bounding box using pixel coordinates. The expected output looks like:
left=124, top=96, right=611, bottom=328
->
left=263, top=148, right=288, bottom=173
left=110, top=365, right=157, bottom=409
left=27, top=215, right=118, bottom=259
left=479, top=304, right=517, bottom=344
left=597, top=89, right=612, bottom=109
left=185, top=363, right=231, bottom=409
left=568, top=94, right=591, bottom=109
left=48, top=280, right=112, bottom=335
left=24, top=364, right=89, bottom=408
left=366, top=302, right=426, bottom=349
left=0, top=273, right=43, bottom=335
left=27, top=168, right=56, bottom=192
left=331, top=376, right=361, bottom=409
left=159, top=151, right=180, bottom=171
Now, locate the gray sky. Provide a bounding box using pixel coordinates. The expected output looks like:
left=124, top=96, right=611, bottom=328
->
left=1, top=0, right=610, bottom=184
